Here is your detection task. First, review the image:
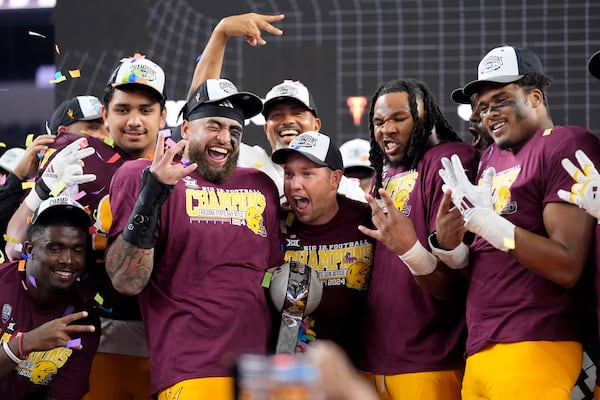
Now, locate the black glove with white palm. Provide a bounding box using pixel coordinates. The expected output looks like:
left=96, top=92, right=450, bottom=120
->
left=439, top=154, right=515, bottom=252
left=24, top=137, right=96, bottom=211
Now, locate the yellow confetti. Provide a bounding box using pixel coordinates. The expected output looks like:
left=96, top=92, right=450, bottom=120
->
left=69, top=69, right=81, bottom=78
left=25, top=133, right=34, bottom=147
left=94, top=293, right=104, bottom=305
left=21, top=182, right=35, bottom=190
left=50, top=76, right=67, bottom=84
left=55, top=44, right=60, bottom=54
left=49, top=181, right=67, bottom=197
left=503, top=237, right=516, bottom=250
left=104, top=137, right=115, bottom=147
left=542, top=128, right=553, bottom=136
left=0, top=142, right=6, bottom=148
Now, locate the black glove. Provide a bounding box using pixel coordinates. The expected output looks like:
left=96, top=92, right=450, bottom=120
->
left=121, top=167, right=174, bottom=249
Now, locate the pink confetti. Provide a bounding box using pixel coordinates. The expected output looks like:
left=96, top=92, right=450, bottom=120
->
left=66, top=338, right=81, bottom=348
left=165, top=138, right=177, bottom=148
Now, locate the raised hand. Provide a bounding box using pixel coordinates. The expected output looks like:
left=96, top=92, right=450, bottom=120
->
left=24, top=137, right=96, bottom=210
left=558, top=149, right=600, bottom=219
left=439, top=153, right=494, bottom=213
left=149, top=132, right=197, bottom=185
left=358, top=188, right=418, bottom=256
left=215, top=13, right=284, bottom=46
left=12, top=134, right=55, bottom=181
left=20, top=311, right=96, bottom=354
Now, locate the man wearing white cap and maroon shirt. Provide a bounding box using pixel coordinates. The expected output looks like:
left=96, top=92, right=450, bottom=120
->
left=434, top=45, right=600, bottom=399
left=105, top=77, right=283, bottom=399
left=271, top=131, right=374, bottom=367
left=184, top=13, right=366, bottom=204
left=6, top=54, right=169, bottom=399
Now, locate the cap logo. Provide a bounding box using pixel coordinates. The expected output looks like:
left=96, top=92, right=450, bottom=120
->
left=121, top=64, right=157, bottom=85
left=218, top=80, right=237, bottom=94
left=480, top=54, right=504, bottom=75
left=218, top=100, right=234, bottom=109
left=292, top=134, right=318, bottom=150
left=67, top=108, right=75, bottom=120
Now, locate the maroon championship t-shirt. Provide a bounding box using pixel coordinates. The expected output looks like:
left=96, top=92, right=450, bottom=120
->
left=35, top=131, right=137, bottom=319
left=109, top=160, right=283, bottom=394
left=467, top=126, right=600, bottom=356
left=282, top=195, right=375, bottom=364
left=361, top=141, right=479, bottom=374
left=0, top=262, right=100, bottom=400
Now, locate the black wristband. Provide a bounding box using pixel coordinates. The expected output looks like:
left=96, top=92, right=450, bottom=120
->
left=34, top=178, right=51, bottom=201
left=121, top=167, right=174, bottom=249
left=428, top=231, right=453, bottom=251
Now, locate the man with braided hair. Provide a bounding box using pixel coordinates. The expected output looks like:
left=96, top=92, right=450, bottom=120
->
left=356, top=78, right=479, bottom=400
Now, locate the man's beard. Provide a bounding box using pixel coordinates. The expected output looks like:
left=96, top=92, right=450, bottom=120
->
left=188, top=146, right=239, bottom=183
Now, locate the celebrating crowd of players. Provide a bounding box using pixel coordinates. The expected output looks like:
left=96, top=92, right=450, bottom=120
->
left=1, top=11, right=600, bottom=400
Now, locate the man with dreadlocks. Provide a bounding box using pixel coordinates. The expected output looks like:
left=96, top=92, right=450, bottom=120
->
left=356, top=78, right=479, bottom=400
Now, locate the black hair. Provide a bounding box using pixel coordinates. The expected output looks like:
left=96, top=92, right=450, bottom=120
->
left=516, top=72, right=553, bottom=108
left=368, top=79, right=462, bottom=195
left=102, top=84, right=166, bottom=112
left=27, top=208, right=90, bottom=241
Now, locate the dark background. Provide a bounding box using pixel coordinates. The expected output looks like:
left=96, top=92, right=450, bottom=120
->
left=1, top=0, right=600, bottom=152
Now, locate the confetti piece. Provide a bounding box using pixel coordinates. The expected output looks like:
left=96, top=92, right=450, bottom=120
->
left=25, top=134, right=34, bottom=147
left=49, top=181, right=67, bottom=197
left=106, top=153, right=121, bottom=164
left=0, top=88, right=8, bottom=91
left=28, top=30, right=46, bottom=38
left=103, top=137, right=115, bottom=147
left=261, top=271, right=273, bottom=288
left=20, top=252, right=29, bottom=260
left=21, top=182, right=35, bottom=189
left=3, top=234, right=20, bottom=244
left=66, top=338, right=81, bottom=348
left=182, top=160, right=191, bottom=167
left=50, top=72, right=67, bottom=84
left=21, top=280, right=28, bottom=291
left=159, top=128, right=171, bottom=138
left=45, top=121, right=51, bottom=134
left=28, top=275, right=37, bottom=288
left=90, top=186, right=105, bottom=195
left=165, top=138, right=177, bottom=148
left=71, top=191, right=86, bottom=201
left=17, top=260, right=26, bottom=271
left=69, top=69, right=81, bottom=78
left=54, top=44, right=60, bottom=54
left=63, top=305, right=75, bottom=316
left=0, top=142, right=5, bottom=148
left=94, top=293, right=104, bottom=305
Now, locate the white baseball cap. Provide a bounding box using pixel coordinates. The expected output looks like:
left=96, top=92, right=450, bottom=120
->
left=462, top=46, right=545, bottom=96
left=0, top=147, right=26, bottom=173
left=272, top=131, right=344, bottom=171
left=31, top=195, right=92, bottom=227
left=339, top=138, right=373, bottom=171
left=108, top=54, right=166, bottom=100
left=263, top=80, right=318, bottom=117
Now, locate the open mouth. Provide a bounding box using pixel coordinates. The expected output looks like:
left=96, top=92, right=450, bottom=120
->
left=207, top=146, right=229, bottom=163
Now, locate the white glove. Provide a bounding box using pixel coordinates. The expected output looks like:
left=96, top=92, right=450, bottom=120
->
left=439, top=154, right=494, bottom=212
left=558, top=150, right=600, bottom=219
left=438, top=154, right=515, bottom=252
left=24, top=137, right=96, bottom=211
